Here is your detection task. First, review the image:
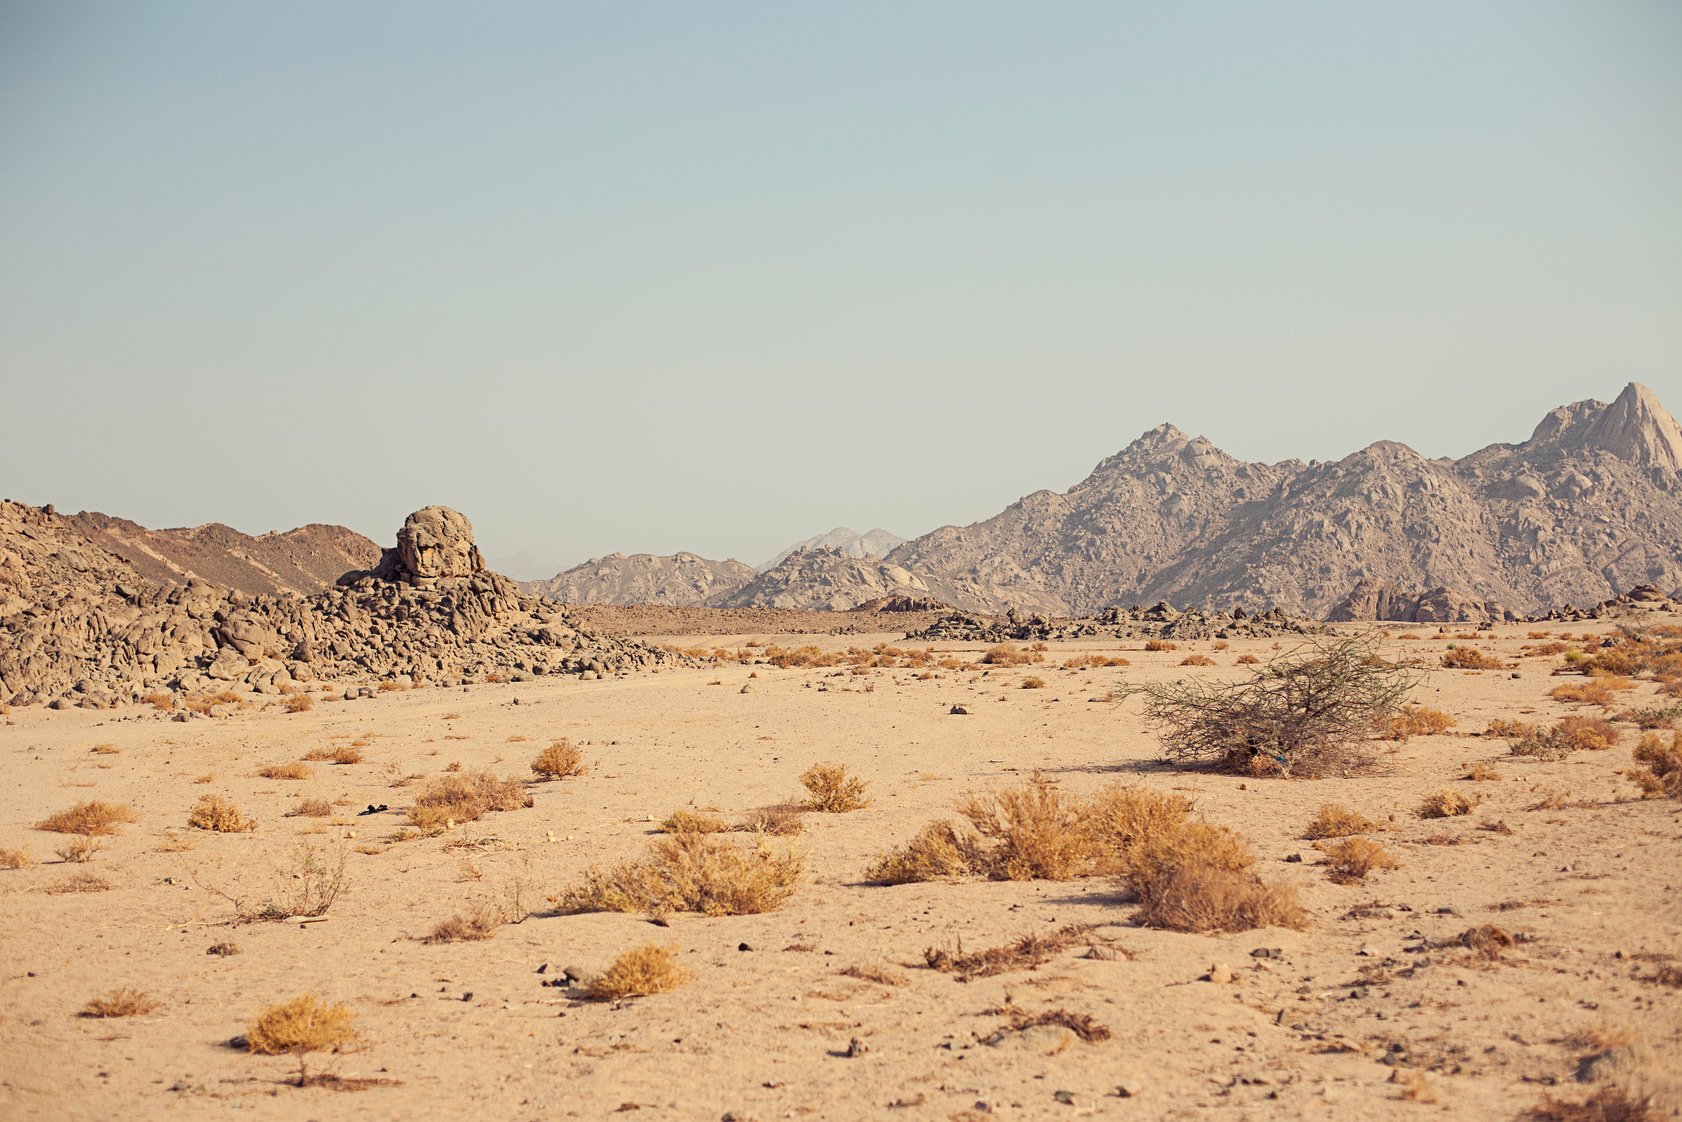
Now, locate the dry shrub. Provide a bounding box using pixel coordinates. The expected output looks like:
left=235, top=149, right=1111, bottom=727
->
left=1385, top=705, right=1457, bottom=740
left=1143, top=639, right=1178, bottom=652
left=1442, top=646, right=1506, bottom=670
left=43, top=872, right=110, bottom=894
left=923, top=923, right=1102, bottom=980
left=56, top=836, right=103, bottom=863
left=800, top=762, right=869, bottom=812
left=1464, top=761, right=1504, bottom=781
left=0, top=845, right=37, bottom=870
left=953, top=775, right=1099, bottom=881
left=284, top=693, right=314, bottom=713
left=90, top=742, right=120, bottom=755
left=1302, top=803, right=1382, bottom=839
left=189, top=795, right=257, bottom=832
left=1179, top=654, right=1217, bottom=667
left=408, top=770, right=531, bottom=831
left=258, top=762, right=313, bottom=781
left=864, top=777, right=1300, bottom=932
left=1512, top=717, right=1621, bottom=759
left=1488, top=717, right=1536, bottom=739
left=82, top=988, right=160, bottom=1018
left=34, top=801, right=139, bottom=836
left=1627, top=731, right=1682, bottom=800
left=838, top=963, right=908, bottom=986
left=740, top=804, right=805, bottom=836
left=1133, top=862, right=1306, bottom=934
left=1318, top=837, right=1401, bottom=884
left=1459, top=924, right=1515, bottom=958
left=561, top=833, right=803, bottom=917
left=1550, top=679, right=1636, bottom=709
left=288, top=799, right=333, bottom=819
left=659, top=809, right=731, bottom=834
left=863, top=820, right=981, bottom=884
left=530, top=739, right=586, bottom=780
left=1522, top=1089, right=1657, bottom=1122
left=1020, top=676, right=1048, bottom=689
left=1212, top=641, right=1230, bottom=651
left=305, top=745, right=363, bottom=764
left=377, top=679, right=407, bottom=692
left=1235, top=654, right=1260, bottom=665
left=1418, top=789, right=1478, bottom=819
left=143, top=692, right=176, bottom=711
left=582, top=944, right=691, bottom=1000
left=980, top=1004, right=1112, bottom=1045
left=1131, top=636, right=1416, bottom=777
left=246, top=994, right=360, bottom=1086
left=982, top=643, right=1043, bottom=667
left=423, top=903, right=501, bottom=944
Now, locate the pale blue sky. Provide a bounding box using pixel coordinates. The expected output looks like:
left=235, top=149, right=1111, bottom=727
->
left=2, top=2, right=1678, bottom=571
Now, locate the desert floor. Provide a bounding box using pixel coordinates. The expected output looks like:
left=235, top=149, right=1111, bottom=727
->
left=1, top=625, right=1679, bottom=1121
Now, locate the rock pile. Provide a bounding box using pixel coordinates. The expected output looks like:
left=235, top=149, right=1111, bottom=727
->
left=1328, top=579, right=1513, bottom=625
left=909, top=602, right=1321, bottom=644
left=0, top=502, right=676, bottom=710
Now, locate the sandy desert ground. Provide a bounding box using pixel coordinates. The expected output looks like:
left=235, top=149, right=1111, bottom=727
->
left=2, top=625, right=1679, bottom=1121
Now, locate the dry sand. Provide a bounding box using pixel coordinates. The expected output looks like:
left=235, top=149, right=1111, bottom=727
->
left=1, top=626, right=1678, bottom=1120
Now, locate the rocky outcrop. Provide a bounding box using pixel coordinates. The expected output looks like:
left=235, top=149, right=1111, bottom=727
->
left=0, top=502, right=675, bottom=710
left=885, top=383, right=1682, bottom=618
left=909, top=602, right=1321, bottom=644
left=526, top=552, right=756, bottom=606
left=1328, top=579, right=1510, bottom=624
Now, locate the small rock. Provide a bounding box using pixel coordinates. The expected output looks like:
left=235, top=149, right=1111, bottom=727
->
left=1116, top=1077, right=1145, bottom=1098
left=1207, top=963, right=1235, bottom=984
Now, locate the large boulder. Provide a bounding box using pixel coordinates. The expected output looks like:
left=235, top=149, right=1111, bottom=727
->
left=375, top=507, right=484, bottom=584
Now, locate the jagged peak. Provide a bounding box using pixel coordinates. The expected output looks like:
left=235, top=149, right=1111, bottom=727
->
left=1584, top=382, right=1682, bottom=471
left=1525, top=383, right=1682, bottom=471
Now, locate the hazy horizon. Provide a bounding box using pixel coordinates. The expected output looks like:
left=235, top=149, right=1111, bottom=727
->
left=3, top=3, right=1678, bottom=568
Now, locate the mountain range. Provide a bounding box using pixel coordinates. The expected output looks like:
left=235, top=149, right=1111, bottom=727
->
left=16, top=383, right=1679, bottom=619
left=522, top=383, right=1682, bottom=618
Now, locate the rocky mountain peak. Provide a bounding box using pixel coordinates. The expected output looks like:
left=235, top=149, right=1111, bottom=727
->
left=1581, top=382, right=1682, bottom=471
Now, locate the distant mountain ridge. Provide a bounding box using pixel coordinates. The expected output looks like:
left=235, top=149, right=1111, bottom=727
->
left=64, top=511, right=379, bottom=597
left=759, top=527, right=907, bottom=571
left=525, top=551, right=756, bottom=606
left=884, top=382, right=1682, bottom=618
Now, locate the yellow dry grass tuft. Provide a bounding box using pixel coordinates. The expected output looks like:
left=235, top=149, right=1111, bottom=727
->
left=1179, top=654, right=1217, bottom=667
left=1302, top=803, right=1382, bottom=839
left=1418, top=789, right=1478, bottom=819
left=304, top=745, right=363, bottom=764
left=82, top=988, right=160, bottom=1018
left=246, top=994, right=360, bottom=1086
left=1, top=845, right=38, bottom=870
left=34, top=801, right=139, bottom=836
left=258, top=762, right=313, bottom=781
left=1019, top=675, right=1049, bottom=689
left=739, top=804, right=805, bottom=836
left=188, top=794, right=257, bottom=832
left=1317, top=836, right=1401, bottom=884
left=981, top=644, right=1044, bottom=667
left=408, top=770, right=531, bottom=831
left=582, top=944, right=691, bottom=1000
left=1442, top=646, right=1505, bottom=670
left=1132, top=862, right=1307, bottom=934
left=1628, top=730, right=1682, bottom=800
left=1511, top=716, right=1621, bottom=758
left=284, top=693, right=314, bottom=713
left=800, top=762, right=870, bottom=813
left=659, top=808, right=732, bottom=834
left=1385, top=705, right=1457, bottom=740
left=530, top=739, right=586, bottom=780
left=1144, top=639, right=1179, bottom=652
left=561, top=833, right=803, bottom=917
